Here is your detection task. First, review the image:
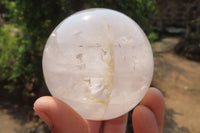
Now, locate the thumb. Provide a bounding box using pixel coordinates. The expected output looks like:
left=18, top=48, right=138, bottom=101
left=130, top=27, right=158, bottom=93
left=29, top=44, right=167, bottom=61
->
left=34, top=96, right=88, bottom=133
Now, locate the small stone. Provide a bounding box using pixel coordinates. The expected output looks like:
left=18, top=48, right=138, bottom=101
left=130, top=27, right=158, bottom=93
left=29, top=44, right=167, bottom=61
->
left=42, top=8, right=154, bottom=120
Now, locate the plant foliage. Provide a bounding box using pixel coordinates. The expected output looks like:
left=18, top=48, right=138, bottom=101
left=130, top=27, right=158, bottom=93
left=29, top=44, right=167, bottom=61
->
left=0, top=0, right=156, bottom=101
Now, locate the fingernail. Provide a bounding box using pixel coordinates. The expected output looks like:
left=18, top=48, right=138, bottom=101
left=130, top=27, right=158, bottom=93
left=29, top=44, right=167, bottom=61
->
left=34, top=107, right=53, bottom=129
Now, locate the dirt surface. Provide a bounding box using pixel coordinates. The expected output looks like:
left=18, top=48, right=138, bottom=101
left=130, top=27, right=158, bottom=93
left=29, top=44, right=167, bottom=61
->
left=152, top=37, right=200, bottom=133
left=0, top=100, right=50, bottom=133
left=0, top=37, right=200, bottom=133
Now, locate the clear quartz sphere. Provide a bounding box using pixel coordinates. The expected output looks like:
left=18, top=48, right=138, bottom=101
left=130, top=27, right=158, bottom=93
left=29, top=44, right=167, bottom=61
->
left=42, top=8, right=154, bottom=120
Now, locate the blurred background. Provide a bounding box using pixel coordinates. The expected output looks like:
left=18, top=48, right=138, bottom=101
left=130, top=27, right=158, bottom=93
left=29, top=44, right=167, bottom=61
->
left=0, top=0, right=199, bottom=133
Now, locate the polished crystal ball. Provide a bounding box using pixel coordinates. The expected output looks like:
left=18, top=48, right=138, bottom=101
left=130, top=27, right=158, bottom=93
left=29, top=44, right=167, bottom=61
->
left=43, top=8, right=153, bottom=120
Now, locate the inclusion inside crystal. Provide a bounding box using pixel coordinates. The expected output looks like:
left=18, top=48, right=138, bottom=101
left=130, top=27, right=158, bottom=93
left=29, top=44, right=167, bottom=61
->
left=42, top=8, right=154, bottom=120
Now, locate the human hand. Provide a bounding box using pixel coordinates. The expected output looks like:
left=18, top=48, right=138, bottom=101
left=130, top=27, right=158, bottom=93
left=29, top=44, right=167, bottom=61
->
left=34, top=87, right=165, bottom=133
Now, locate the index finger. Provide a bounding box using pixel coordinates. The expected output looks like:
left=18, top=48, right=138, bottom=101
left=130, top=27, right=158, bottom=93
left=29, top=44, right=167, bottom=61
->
left=132, top=87, right=165, bottom=133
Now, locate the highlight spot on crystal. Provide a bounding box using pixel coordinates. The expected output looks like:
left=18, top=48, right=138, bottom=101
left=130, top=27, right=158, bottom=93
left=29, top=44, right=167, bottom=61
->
left=42, top=8, right=154, bottom=120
